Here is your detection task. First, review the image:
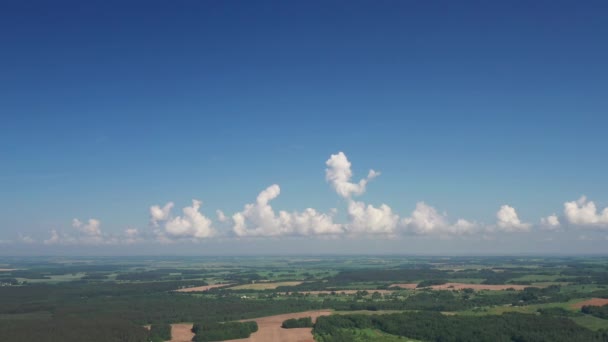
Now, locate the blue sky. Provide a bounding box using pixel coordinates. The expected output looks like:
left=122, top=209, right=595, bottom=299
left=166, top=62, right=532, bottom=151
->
left=1, top=1, right=607, bottom=254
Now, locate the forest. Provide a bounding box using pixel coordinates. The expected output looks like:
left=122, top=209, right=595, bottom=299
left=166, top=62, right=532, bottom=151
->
left=313, top=311, right=608, bottom=342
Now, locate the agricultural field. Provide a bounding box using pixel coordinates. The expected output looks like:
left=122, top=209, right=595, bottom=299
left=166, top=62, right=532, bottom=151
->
left=0, top=256, right=607, bottom=341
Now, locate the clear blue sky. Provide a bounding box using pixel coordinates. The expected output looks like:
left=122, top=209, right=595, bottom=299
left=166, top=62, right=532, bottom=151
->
left=1, top=0, right=607, bottom=255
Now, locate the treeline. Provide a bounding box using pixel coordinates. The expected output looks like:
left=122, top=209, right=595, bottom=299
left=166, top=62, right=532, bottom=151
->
left=192, top=321, right=258, bottom=341
left=416, top=279, right=448, bottom=288
left=582, top=304, right=608, bottom=319
left=282, top=317, right=313, bottom=328
left=150, top=323, right=171, bottom=342
left=0, top=317, right=150, bottom=342
left=314, top=311, right=608, bottom=342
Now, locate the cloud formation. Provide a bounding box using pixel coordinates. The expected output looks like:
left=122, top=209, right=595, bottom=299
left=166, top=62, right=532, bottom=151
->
left=401, top=202, right=477, bottom=235
left=150, top=200, right=215, bottom=239
left=540, top=214, right=560, bottom=230
left=17, top=152, right=608, bottom=247
left=345, top=200, right=398, bottom=235
left=232, top=185, right=343, bottom=237
left=564, top=196, right=608, bottom=228
left=496, top=205, right=531, bottom=232
left=72, top=218, right=101, bottom=236
left=150, top=202, right=174, bottom=226
left=326, top=152, right=379, bottom=198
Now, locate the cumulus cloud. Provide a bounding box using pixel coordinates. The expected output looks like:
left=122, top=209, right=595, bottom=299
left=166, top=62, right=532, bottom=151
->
left=540, top=214, right=560, bottom=230
left=150, top=202, right=174, bottom=226
left=345, top=200, right=398, bottom=235
left=564, top=196, right=608, bottom=228
left=401, top=202, right=477, bottom=235
left=285, top=208, right=343, bottom=236
left=43, top=218, right=144, bottom=245
left=72, top=218, right=102, bottom=236
left=149, top=200, right=215, bottom=239
left=325, top=152, right=477, bottom=237
left=326, top=152, right=379, bottom=198
left=31, top=151, right=597, bottom=245
left=496, top=205, right=531, bottom=232
left=232, top=185, right=343, bottom=237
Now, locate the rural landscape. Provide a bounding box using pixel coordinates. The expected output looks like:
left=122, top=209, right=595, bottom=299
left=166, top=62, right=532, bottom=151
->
left=1, top=255, right=608, bottom=341
left=3, top=1, right=608, bottom=341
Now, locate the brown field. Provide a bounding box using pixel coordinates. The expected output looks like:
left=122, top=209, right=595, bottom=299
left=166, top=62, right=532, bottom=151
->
left=168, top=323, right=194, bottom=342
left=303, top=289, right=393, bottom=295
left=225, top=310, right=333, bottom=342
left=229, top=281, right=303, bottom=290
left=389, top=283, right=418, bottom=289
left=571, top=298, right=608, bottom=309
left=175, top=283, right=234, bottom=292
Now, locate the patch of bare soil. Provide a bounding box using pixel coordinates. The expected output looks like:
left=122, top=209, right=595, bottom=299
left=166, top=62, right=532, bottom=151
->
left=224, top=310, right=333, bottom=342
left=283, top=289, right=393, bottom=295
left=571, top=298, right=608, bottom=309
left=168, top=323, right=194, bottom=342
left=389, top=283, right=418, bottom=289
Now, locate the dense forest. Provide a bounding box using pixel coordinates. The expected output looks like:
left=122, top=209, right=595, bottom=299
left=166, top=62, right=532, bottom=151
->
left=282, top=316, right=313, bottom=328
left=583, top=305, right=608, bottom=319
left=192, top=321, right=258, bottom=341
left=314, top=312, right=608, bottom=342
left=149, top=323, right=171, bottom=342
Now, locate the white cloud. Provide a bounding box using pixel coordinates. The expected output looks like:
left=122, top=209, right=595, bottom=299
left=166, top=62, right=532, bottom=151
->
left=232, top=185, right=343, bottom=237
left=285, top=208, right=344, bottom=236
left=164, top=200, right=215, bottom=238
left=325, top=152, right=379, bottom=198
left=72, top=218, right=102, bottom=236
left=43, top=219, right=144, bottom=245
left=233, top=185, right=285, bottom=237
left=496, top=205, right=531, bottom=232
left=149, top=200, right=215, bottom=239
left=345, top=200, right=398, bottom=235
left=401, top=202, right=477, bottom=235
left=150, top=202, right=174, bottom=226
left=540, top=214, right=560, bottom=230
left=564, top=196, right=608, bottom=228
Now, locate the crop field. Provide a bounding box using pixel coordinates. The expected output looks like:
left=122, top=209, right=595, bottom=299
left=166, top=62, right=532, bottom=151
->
left=1, top=255, right=607, bottom=341
left=169, top=323, right=195, bottom=342
left=230, top=310, right=332, bottom=342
